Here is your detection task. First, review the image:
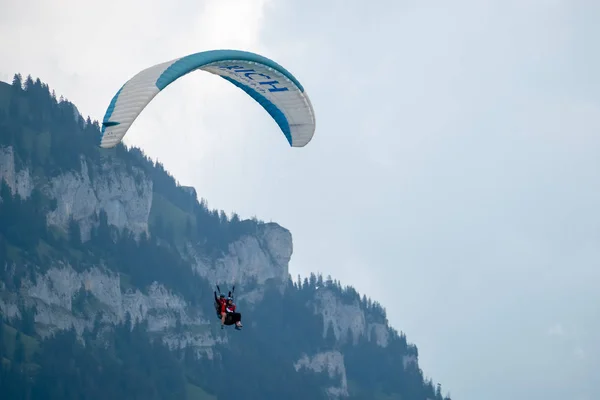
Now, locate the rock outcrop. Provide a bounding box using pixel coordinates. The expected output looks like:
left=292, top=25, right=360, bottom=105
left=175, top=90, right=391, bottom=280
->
left=0, top=142, right=395, bottom=397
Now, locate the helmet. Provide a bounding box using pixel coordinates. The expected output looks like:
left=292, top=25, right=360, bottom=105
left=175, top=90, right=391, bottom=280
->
left=227, top=296, right=233, bottom=301
left=219, top=294, right=225, bottom=298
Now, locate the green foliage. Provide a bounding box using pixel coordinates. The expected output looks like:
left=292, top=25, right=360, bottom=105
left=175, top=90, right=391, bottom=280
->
left=0, top=319, right=187, bottom=400
left=0, top=74, right=451, bottom=400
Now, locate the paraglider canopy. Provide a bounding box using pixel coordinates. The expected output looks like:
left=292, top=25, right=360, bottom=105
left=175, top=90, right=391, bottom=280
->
left=100, top=49, right=316, bottom=149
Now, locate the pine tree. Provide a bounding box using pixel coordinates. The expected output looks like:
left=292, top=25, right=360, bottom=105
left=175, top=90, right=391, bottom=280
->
left=12, top=73, right=22, bottom=90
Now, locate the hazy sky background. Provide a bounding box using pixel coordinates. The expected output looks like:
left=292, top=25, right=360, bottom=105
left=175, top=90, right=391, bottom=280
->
left=1, top=1, right=599, bottom=399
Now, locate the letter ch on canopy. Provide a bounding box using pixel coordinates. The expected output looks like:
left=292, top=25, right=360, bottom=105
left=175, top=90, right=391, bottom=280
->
left=99, top=49, right=316, bottom=149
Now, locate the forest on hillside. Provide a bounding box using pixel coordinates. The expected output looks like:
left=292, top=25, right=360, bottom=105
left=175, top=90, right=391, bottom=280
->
left=0, top=74, right=451, bottom=400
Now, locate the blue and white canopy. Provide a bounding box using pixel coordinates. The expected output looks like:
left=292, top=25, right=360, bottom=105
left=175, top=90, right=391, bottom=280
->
left=100, top=49, right=316, bottom=149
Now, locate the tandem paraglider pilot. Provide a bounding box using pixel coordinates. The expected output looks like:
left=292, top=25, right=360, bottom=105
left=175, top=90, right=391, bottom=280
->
left=214, top=290, right=242, bottom=330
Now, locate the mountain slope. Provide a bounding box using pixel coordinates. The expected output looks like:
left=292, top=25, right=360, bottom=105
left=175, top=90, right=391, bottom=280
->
left=0, top=74, right=452, bottom=400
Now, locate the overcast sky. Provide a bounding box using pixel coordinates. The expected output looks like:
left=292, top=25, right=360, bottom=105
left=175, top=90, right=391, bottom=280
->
left=1, top=0, right=599, bottom=399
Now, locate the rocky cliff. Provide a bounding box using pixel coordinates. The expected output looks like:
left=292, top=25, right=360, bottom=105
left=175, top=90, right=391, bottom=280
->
left=0, top=139, right=390, bottom=385
left=0, top=141, right=295, bottom=356
left=0, top=76, right=449, bottom=400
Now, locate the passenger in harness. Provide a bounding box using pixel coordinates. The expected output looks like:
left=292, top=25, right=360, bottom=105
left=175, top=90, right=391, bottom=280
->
left=214, top=287, right=242, bottom=330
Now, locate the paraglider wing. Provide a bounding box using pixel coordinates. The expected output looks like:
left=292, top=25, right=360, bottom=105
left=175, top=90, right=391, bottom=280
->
left=100, top=49, right=316, bottom=149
